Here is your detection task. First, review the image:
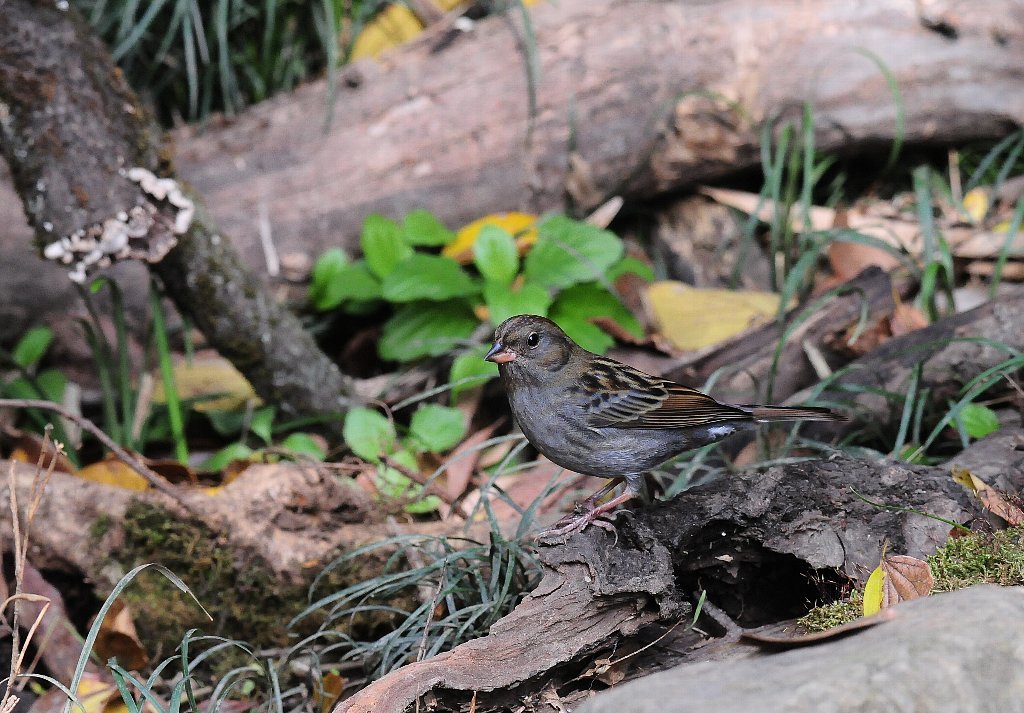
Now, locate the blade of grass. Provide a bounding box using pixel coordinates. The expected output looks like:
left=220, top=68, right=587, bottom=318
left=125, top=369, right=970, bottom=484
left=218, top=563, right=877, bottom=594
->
left=149, top=281, right=189, bottom=464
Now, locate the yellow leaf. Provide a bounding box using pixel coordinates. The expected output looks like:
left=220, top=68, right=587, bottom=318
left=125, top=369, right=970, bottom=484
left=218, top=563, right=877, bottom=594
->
left=644, top=281, right=781, bottom=351
left=349, top=5, right=424, bottom=61
left=863, top=565, right=885, bottom=616
left=962, top=188, right=990, bottom=224
left=152, top=354, right=259, bottom=412
left=77, top=458, right=149, bottom=491
left=443, top=212, right=538, bottom=264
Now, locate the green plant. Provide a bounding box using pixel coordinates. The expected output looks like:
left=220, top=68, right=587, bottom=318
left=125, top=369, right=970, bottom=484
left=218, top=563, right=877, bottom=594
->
left=0, top=325, right=75, bottom=455
left=71, top=0, right=380, bottom=124
left=342, top=403, right=468, bottom=513
left=309, top=211, right=647, bottom=369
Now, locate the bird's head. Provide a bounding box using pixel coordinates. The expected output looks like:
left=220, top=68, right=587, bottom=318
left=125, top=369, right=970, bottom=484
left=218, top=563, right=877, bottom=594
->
left=485, top=314, right=577, bottom=377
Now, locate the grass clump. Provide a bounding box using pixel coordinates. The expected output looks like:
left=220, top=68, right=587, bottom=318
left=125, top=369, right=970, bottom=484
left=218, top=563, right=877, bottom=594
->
left=799, top=526, right=1024, bottom=632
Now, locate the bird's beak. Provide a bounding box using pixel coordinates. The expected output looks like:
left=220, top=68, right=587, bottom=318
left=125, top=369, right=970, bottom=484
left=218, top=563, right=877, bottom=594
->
left=484, top=341, right=517, bottom=364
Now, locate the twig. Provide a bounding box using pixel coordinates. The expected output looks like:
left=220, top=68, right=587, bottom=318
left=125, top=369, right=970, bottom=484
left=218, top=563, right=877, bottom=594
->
left=0, top=399, right=190, bottom=508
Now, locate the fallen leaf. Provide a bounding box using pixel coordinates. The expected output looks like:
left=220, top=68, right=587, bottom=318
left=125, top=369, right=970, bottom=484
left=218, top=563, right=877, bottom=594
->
left=828, top=239, right=902, bottom=280
left=863, top=565, right=885, bottom=616
left=93, top=598, right=148, bottom=671
left=442, top=212, right=538, bottom=264
left=316, top=671, right=347, bottom=713
left=151, top=353, right=259, bottom=412
left=880, top=554, right=933, bottom=608
left=443, top=420, right=502, bottom=504
left=644, top=281, right=781, bottom=351
left=742, top=608, right=897, bottom=649
left=888, top=301, right=929, bottom=336
left=962, top=187, right=990, bottom=224
left=8, top=429, right=77, bottom=474
left=952, top=466, right=1024, bottom=525
left=77, top=455, right=149, bottom=491
left=349, top=5, right=424, bottom=61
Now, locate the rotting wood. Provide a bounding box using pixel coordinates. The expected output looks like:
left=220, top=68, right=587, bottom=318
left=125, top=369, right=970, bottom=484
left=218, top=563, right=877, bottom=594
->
left=336, top=430, right=1024, bottom=713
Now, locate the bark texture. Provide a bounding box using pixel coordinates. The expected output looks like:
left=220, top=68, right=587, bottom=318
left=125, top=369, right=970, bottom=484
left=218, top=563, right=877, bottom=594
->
left=335, top=430, right=1024, bottom=713
left=2, top=0, right=1023, bottom=334
left=0, top=0, right=356, bottom=423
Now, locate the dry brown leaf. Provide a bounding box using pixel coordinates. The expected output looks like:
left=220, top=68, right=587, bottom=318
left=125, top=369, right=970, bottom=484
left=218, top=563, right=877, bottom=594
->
left=8, top=428, right=78, bottom=474
left=888, top=302, right=929, bottom=337
left=880, top=554, right=933, bottom=608
left=93, top=598, right=148, bottom=671
left=443, top=420, right=502, bottom=504
left=828, top=239, right=902, bottom=279
left=701, top=186, right=1024, bottom=262
left=952, top=466, right=1024, bottom=525
left=316, top=671, right=347, bottom=713
left=741, top=608, right=898, bottom=649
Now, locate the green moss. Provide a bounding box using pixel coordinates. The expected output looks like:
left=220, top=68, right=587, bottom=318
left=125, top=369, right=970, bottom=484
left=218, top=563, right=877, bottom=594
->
left=90, top=513, right=113, bottom=539
left=929, top=527, right=1024, bottom=591
left=799, top=526, right=1024, bottom=632
left=104, top=501, right=391, bottom=672
left=799, top=590, right=863, bottom=632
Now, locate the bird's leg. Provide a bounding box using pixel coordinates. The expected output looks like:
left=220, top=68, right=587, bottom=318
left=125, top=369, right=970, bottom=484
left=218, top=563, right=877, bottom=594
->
left=536, top=479, right=639, bottom=540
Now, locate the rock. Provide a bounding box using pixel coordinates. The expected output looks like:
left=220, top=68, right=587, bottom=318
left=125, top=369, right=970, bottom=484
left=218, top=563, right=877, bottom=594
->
left=578, top=585, right=1024, bottom=713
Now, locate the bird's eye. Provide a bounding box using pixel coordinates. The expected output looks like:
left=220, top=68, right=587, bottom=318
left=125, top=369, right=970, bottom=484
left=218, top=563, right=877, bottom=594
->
left=527, top=332, right=540, bottom=348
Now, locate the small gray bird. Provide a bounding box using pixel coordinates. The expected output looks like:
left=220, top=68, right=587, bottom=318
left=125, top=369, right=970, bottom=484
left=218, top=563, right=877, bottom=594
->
left=485, top=314, right=844, bottom=537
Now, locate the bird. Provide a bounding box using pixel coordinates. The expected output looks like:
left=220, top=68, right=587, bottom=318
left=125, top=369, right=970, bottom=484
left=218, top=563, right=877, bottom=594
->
left=484, top=314, right=845, bottom=538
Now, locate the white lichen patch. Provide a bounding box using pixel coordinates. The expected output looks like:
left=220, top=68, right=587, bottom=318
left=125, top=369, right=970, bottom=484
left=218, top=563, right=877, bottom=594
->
left=43, top=167, right=194, bottom=283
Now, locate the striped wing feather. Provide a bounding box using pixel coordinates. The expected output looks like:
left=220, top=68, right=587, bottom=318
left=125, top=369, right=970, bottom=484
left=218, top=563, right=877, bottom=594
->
left=582, top=358, right=752, bottom=429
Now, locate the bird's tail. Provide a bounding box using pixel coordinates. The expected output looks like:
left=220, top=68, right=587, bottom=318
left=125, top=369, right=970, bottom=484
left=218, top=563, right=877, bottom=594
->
left=745, top=405, right=846, bottom=423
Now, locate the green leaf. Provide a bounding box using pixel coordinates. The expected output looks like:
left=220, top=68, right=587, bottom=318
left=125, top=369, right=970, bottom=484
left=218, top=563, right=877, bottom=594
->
left=35, top=369, right=67, bottom=402
left=362, top=214, right=412, bottom=278
left=959, top=403, right=1000, bottom=439
left=381, top=254, right=478, bottom=302
left=325, top=262, right=383, bottom=310
left=523, top=215, right=624, bottom=289
left=205, top=409, right=245, bottom=438
left=309, top=248, right=349, bottom=309
left=409, top=404, right=466, bottom=453
left=201, top=442, right=255, bottom=472
left=343, top=407, right=397, bottom=462
left=554, top=316, right=614, bottom=354
left=249, top=406, right=276, bottom=445
left=403, top=209, right=454, bottom=246
left=279, top=432, right=326, bottom=460
left=550, top=283, right=643, bottom=339
left=449, top=348, right=498, bottom=403
left=473, top=226, right=519, bottom=286
left=13, top=326, right=54, bottom=368
left=374, top=449, right=441, bottom=514
left=484, top=282, right=552, bottom=326
left=607, top=256, right=655, bottom=282
left=379, top=302, right=479, bottom=362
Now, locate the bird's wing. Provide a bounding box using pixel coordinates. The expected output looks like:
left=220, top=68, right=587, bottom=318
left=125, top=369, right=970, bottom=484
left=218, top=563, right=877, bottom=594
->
left=581, top=358, right=752, bottom=429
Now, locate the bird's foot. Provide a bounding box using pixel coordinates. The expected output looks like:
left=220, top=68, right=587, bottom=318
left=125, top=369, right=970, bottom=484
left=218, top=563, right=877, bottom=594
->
left=534, top=493, right=634, bottom=542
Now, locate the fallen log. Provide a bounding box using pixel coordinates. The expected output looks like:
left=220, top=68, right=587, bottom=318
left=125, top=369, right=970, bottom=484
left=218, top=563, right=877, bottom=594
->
left=662, top=266, right=914, bottom=405
left=2, top=0, right=1023, bottom=335
left=335, top=429, right=1024, bottom=713
left=800, top=286, right=1024, bottom=443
